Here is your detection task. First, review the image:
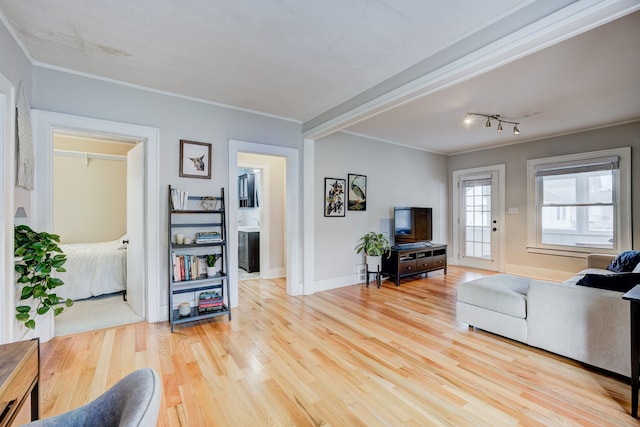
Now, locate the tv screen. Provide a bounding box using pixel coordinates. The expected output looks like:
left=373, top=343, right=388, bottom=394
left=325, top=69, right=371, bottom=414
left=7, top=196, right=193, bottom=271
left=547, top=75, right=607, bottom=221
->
left=394, top=207, right=432, bottom=244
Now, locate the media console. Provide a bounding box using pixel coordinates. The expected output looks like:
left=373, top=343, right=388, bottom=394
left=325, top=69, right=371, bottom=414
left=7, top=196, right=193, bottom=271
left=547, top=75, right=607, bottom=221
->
left=382, top=243, right=447, bottom=286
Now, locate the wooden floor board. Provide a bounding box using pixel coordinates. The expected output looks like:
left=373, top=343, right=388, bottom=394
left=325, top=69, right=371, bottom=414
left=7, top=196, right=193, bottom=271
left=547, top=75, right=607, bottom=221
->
left=21, top=266, right=640, bottom=426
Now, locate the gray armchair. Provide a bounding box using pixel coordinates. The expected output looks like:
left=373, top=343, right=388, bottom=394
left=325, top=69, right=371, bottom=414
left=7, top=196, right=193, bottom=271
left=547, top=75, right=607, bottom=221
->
left=23, top=368, right=162, bottom=427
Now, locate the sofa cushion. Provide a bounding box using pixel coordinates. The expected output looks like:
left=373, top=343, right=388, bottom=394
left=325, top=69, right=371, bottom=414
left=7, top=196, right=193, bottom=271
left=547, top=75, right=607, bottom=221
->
left=456, top=274, right=529, bottom=319
left=606, top=250, right=640, bottom=272
left=576, top=273, right=640, bottom=292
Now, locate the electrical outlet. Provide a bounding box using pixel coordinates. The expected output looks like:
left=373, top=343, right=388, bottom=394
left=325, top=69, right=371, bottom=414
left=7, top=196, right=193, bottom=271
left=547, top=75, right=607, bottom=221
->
left=356, top=264, right=366, bottom=282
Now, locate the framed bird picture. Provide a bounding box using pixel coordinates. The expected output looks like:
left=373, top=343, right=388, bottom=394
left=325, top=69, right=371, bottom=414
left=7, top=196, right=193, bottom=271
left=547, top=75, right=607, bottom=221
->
left=324, top=177, right=345, bottom=217
left=348, top=174, right=367, bottom=211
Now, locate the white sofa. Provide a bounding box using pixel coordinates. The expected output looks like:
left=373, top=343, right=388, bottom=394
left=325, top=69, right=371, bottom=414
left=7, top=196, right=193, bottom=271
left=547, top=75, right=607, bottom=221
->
left=456, top=254, right=632, bottom=377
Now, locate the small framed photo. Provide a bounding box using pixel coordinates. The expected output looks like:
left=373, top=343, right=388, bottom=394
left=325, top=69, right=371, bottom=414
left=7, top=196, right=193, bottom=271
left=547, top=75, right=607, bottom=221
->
left=324, top=178, right=345, bottom=217
left=179, top=140, right=212, bottom=179
left=348, top=174, right=367, bottom=211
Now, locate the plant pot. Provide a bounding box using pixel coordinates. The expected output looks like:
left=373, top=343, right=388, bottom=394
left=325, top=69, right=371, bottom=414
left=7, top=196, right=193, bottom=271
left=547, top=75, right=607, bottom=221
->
left=366, top=255, right=382, bottom=273
left=207, top=266, right=217, bottom=277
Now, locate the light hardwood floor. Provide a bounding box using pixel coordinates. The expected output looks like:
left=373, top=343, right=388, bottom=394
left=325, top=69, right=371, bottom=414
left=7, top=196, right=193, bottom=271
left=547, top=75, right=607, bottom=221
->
left=24, top=267, right=639, bottom=426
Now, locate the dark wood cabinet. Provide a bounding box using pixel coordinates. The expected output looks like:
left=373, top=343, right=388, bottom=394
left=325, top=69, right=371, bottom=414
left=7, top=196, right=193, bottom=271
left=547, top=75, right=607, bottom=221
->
left=0, top=339, right=39, bottom=426
left=382, top=244, right=447, bottom=285
left=238, top=231, right=260, bottom=273
left=238, top=173, right=256, bottom=208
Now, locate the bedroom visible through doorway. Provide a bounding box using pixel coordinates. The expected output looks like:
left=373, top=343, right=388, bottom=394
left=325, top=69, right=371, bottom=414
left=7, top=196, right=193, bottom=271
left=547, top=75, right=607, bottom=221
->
left=51, top=131, right=142, bottom=335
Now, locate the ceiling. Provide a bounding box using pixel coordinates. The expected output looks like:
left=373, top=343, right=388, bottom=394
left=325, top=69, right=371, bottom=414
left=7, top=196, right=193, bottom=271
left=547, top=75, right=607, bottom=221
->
left=1, top=1, right=639, bottom=155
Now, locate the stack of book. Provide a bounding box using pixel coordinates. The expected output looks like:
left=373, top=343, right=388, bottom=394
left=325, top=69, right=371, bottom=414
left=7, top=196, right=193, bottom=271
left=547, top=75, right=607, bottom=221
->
left=170, top=188, right=189, bottom=210
left=198, top=291, right=225, bottom=313
left=196, top=231, right=222, bottom=244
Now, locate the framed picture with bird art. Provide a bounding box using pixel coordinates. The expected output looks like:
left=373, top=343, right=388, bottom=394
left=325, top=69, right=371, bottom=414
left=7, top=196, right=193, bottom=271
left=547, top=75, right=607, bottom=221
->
left=324, top=178, right=345, bottom=217
left=348, top=174, right=367, bottom=211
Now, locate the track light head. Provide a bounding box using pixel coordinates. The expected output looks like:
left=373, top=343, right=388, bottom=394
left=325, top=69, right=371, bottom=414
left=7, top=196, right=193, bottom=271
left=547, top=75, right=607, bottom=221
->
left=466, top=113, right=522, bottom=135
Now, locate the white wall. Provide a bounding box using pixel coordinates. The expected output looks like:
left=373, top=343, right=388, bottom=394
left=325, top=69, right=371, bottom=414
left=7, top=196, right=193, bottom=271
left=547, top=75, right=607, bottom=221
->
left=53, top=157, right=127, bottom=243
left=31, top=66, right=302, bottom=310
left=448, top=121, right=640, bottom=280
left=0, top=17, right=32, bottom=343
left=313, top=132, right=448, bottom=290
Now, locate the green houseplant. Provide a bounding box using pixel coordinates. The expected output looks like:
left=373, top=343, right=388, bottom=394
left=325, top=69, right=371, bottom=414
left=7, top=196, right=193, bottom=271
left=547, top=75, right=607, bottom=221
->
left=355, top=231, right=391, bottom=272
left=206, top=253, right=221, bottom=277
left=14, top=225, right=73, bottom=329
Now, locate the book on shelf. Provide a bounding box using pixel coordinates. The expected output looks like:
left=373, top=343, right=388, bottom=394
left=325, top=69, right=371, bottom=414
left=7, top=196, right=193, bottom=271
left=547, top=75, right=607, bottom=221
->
left=197, top=290, right=225, bottom=312
left=171, top=188, right=189, bottom=210
left=172, top=253, right=208, bottom=282
left=195, top=231, right=222, bottom=243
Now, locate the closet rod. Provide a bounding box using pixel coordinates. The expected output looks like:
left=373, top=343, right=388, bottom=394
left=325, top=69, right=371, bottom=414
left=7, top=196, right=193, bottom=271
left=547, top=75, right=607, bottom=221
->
left=54, top=149, right=127, bottom=162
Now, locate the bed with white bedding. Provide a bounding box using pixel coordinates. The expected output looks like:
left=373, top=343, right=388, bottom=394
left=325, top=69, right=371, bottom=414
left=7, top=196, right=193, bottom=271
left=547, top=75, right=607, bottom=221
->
left=56, top=237, right=127, bottom=301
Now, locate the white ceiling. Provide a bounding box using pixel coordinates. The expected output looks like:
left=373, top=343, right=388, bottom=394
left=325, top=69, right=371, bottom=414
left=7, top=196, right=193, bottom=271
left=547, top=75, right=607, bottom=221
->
left=1, top=0, right=639, bottom=154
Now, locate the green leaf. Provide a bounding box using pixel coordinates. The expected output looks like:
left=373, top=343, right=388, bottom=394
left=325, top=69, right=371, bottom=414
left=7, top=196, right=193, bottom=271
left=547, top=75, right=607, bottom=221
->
left=53, top=307, right=64, bottom=316
left=36, top=305, right=50, bottom=315
left=16, top=312, right=30, bottom=322
left=65, top=299, right=74, bottom=307
left=48, top=277, right=65, bottom=288
left=16, top=305, right=31, bottom=313
left=21, top=286, right=34, bottom=299
left=25, top=319, right=35, bottom=330
left=33, top=286, right=46, bottom=298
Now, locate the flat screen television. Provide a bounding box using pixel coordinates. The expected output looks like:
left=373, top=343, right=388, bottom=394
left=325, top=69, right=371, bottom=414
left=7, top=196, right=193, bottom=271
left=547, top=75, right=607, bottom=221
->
left=393, top=207, right=432, bottom=244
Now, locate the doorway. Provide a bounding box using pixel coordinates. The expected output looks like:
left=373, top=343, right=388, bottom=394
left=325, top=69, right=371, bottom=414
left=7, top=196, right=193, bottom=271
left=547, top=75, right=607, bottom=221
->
left=452, top=165, right=505, bottom=271
left=51, top=131, right=143, bottom=335
left=228, top=139, right=301, bottom=307
left=31, top=110, right=161, bottom=338
left=237, top=153, right=287, bottom=282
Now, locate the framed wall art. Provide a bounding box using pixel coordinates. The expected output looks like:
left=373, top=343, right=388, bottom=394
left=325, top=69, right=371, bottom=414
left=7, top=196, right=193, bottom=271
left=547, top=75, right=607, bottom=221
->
left=324, top=177, right=345, bottom=217
left=348, top=174, right=367, bottom=211
left=179, top=140, right=212, bottom=179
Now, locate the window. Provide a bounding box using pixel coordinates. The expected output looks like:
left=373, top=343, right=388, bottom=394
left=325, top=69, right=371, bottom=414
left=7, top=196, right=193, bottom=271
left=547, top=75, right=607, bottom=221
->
left=527, top=148, right=631, bottom=255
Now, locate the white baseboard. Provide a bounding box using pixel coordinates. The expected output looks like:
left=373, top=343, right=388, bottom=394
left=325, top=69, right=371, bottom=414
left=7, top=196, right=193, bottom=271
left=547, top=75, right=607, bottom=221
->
left=313, top=275, right=361, bottom=293
left=262, top=267, right=285, bottom=279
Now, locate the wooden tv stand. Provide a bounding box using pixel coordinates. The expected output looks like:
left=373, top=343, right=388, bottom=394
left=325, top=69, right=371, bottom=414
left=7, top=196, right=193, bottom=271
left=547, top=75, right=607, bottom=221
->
left=382, top=243, right=447, bottom=286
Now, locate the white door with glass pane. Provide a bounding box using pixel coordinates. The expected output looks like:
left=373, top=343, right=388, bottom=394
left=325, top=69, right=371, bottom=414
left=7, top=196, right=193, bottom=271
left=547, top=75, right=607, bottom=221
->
left=453, top=166, right=503, bottom=271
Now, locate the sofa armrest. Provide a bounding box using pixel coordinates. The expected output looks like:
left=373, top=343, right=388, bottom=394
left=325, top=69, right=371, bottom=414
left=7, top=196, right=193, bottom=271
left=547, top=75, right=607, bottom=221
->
left=587, top=253, right=615, bottom=270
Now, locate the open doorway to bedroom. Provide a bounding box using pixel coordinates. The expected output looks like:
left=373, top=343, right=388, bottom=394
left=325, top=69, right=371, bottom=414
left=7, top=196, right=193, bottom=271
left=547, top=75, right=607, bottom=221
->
left=52, top=130, right=143, bottom=336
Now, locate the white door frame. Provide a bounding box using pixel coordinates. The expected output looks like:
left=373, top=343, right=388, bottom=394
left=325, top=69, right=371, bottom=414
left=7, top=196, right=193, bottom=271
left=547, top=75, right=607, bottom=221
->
left=0, top=73, right=16, bottom=343
left=452, top=164, right=505, bottom=272
left=31, top=110, right=162, bottom=323
left=228, top=140, right=301, bottom=305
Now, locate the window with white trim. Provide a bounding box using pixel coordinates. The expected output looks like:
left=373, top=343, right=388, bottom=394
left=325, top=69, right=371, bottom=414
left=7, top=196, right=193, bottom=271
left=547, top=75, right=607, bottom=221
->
left=527, top=148, right=631, bottom=255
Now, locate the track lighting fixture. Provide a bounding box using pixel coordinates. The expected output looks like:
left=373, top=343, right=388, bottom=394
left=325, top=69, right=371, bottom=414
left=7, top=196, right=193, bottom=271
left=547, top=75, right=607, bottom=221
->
left=465, top=113, right=521, bottom=135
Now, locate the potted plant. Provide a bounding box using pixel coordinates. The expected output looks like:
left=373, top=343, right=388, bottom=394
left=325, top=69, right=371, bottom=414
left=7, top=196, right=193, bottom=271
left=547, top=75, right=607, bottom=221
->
left=206, top=253, right=221, bottom=277
left=14, top=225, right=73, bottom=330
left=355, top=231, right=391, bottom=272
